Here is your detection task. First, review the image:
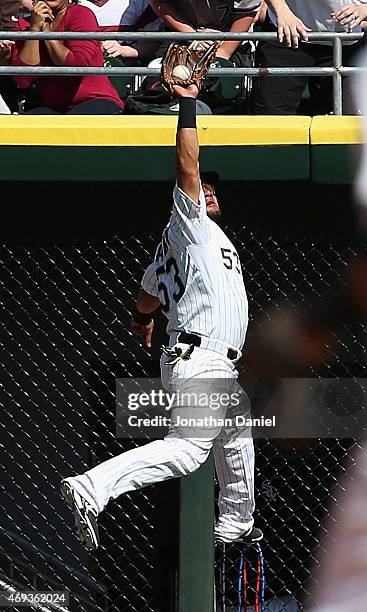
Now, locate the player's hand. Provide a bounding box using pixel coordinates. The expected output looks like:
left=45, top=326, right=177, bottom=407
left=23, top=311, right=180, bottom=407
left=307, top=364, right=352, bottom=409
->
left=276, top=5, right=311, bottom=47
left=131, top=319, right=154, bottom=348
left=331, top=4, right=367, bottom=30
left=172, top=84, right=199, bottom=99
left=30, top=1, right=53, bottom=32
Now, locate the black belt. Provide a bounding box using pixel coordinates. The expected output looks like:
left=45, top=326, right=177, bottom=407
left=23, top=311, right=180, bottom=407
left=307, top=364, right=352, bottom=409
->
left=178, top=332, right=238, bottom=361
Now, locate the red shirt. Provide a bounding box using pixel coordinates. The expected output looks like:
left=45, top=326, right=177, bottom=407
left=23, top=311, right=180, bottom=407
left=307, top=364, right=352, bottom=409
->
left=11, top=4, right=124, bottom=111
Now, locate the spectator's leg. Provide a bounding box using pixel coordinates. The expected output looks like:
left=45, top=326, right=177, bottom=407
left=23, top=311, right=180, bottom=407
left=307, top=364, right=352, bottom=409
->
left=308, top=39, right=364, bottom=116
left=250, top=40, right=312, bottom=115
left=104, top=56, right=137, bottom=101
left=65, top=99, right=123, bottom=115
left=342, top=37, right=366, bottom=114
left=26, top=107, right=61, bottom=114
left=306, top=44, right=335, bottom=115
left=0, top=77, right=20, bottom=113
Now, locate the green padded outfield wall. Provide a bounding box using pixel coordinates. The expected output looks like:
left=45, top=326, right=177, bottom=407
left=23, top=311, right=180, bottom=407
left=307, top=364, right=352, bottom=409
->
left=0, top=116, right=311, bottom=182
left=310, top=116, right=363, bottom=184
left=0, top=115, right=363, bottom=183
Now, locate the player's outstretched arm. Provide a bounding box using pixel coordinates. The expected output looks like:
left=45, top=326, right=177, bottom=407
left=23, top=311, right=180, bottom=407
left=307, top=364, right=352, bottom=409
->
left=131, top=289, right=160, bottom=348
left=173, top=84, right=201, bottom=204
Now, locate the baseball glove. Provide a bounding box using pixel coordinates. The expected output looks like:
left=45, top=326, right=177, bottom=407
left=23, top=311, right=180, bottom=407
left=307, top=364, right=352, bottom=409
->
left=161, top=41, right=220, bottom=95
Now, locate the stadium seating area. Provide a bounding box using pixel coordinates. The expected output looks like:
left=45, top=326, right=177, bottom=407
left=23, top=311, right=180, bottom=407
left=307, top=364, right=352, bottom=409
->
left=0, top=0, right=366, bottom=115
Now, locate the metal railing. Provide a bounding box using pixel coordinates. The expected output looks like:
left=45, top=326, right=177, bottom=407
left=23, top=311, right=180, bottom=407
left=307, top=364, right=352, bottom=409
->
left=0, top=30, right=364, bottom=114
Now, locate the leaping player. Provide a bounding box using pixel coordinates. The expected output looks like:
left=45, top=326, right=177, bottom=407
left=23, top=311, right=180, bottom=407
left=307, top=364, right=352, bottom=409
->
left=61, top=83, right=263, bottom=551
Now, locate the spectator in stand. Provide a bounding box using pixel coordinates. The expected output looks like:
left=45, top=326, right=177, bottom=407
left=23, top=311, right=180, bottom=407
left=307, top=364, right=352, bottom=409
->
left=101, top=0, right=163, bottom=65
left=333, top=2, right=367, bottom=30
left=0, top=0, right=34, bottom=112
left=79, top=0, right=128, bottom=29
left=11, top=0, right=125, bottom=114
left=0, top=0, right=20, bottom=28
left=251, top=0, right=367, bottom=115
left=0, top=39, right=14, bottom=113
left=143, top=1, right=260, bottom=112
left=150, top=0, right=260, bottom=67
left=254, top=0, right=268, bottom=26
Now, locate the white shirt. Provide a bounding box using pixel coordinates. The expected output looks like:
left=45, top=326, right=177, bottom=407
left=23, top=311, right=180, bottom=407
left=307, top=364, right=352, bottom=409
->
left=0, top=94, right=11, bottom=115
left=79, top=0, right=162, bottom=29
left=80, top=0, right=128, bottom=27
left=141, top=183, right=249, bottom=352
left=269, top=0, right=366, bottom=45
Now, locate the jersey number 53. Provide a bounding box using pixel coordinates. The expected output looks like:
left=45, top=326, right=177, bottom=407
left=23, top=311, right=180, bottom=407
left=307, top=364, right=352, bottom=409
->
left=221, top=248, right=242, bottom=274
left=156, top=257, right=185, bottom=313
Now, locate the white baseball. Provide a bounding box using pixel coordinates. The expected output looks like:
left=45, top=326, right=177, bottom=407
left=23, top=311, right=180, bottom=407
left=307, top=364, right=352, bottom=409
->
left=172, top=65, right=191, bottom=81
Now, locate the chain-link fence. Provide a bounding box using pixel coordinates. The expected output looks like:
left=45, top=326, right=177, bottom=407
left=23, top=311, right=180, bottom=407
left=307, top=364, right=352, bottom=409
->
left=0, top=211, right=365, bottom=611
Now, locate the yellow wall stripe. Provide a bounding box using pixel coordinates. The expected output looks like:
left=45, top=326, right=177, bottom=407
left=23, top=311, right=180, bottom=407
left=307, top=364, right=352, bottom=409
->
left=0, top=115, right=311, bottom=147
left=311, top=116, right=364, bottom=145
left=0, top=115, right=364, bottom=147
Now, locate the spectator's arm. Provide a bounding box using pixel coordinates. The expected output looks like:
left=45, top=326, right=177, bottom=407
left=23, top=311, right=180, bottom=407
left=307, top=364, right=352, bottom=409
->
left=216, top=13, right=257, bottom=60
left=11, top=9, right=47, bottom=88
left=17, top=1, right=53, bottom=67
left=265, top=0, right=311, bottom=47
left=11, top=42, right=38, bottom=88
left=46, top=7, right=101, bottom=67
left=254, top=1, right=268, bottom=25
left=150, top=0, right=195, bottom=33
left=331, top=4, right=367, bottom=31
left=0, top=40, right=14, bottom=65
left=43, top=21, right=69, bottom=65
left=102, top=40, right=139, bottom=58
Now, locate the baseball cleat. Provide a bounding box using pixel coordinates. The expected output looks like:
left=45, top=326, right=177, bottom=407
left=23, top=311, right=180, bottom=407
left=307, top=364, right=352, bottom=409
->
left=215, top=527, right=264, bottom=546
left=236, top=527, right=264, bottom=544
left=61, top=479, right=100, bottom=551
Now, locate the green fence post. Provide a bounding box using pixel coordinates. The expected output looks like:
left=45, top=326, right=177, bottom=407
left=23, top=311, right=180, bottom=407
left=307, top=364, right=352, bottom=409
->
left=179, top=454, right=215, bottom=612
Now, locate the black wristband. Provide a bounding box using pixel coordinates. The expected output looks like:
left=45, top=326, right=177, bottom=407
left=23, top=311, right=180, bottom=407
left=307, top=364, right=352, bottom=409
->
left=132, top=309, right=153, bottom=326
left=178, top=97, right=197, bottom=129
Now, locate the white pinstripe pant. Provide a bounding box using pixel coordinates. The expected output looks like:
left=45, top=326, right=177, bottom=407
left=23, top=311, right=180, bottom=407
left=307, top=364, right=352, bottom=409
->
left=70, top=344, right=255, bottom=543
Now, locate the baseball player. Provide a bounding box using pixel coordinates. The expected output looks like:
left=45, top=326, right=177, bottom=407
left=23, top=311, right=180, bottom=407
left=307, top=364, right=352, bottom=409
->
left=61, top=83, right=262, bottom=551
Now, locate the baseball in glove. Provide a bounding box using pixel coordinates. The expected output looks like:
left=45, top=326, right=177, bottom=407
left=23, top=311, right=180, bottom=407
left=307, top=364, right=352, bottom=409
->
left=161, top=41, right=220, bottom=95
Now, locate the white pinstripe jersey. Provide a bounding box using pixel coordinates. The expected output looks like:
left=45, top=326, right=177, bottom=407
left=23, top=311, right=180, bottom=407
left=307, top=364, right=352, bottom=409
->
left=141, top=183, right=248, bottom=351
